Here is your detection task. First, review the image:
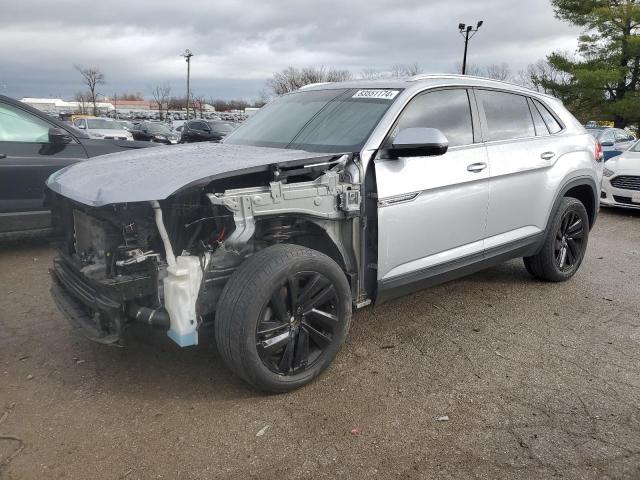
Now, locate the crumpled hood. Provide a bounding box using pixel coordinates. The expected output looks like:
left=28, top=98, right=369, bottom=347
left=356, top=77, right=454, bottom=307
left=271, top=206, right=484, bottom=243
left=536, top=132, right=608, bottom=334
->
left=47, top=142, right=333, bottom=207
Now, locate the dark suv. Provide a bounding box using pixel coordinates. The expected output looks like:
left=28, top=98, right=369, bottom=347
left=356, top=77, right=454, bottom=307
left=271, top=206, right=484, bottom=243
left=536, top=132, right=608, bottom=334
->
left=0, top=95, right=155, bottom=239
left=180, top=119, right=237, bottom=143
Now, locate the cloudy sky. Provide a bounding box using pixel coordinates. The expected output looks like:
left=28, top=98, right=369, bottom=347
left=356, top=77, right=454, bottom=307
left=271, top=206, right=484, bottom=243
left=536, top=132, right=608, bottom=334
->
left=0, top=0, right=581, bottom=101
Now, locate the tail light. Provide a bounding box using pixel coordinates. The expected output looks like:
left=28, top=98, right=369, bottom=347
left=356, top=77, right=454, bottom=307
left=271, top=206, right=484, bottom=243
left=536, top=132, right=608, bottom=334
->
left=595, top=140, right=604, bottom=162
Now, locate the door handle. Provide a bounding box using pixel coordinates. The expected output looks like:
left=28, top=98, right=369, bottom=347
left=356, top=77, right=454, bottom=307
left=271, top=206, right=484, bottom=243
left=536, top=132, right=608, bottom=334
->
left=467, top=162, right=487, bottom=173
left=541, top=151, right=556, bottom=161
left=0, top=153, right=6, bottom=159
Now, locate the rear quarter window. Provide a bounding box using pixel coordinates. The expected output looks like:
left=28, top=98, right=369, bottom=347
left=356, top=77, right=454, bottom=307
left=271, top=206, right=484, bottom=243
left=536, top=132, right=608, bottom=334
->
left=533, top=99, right=563, bottom=134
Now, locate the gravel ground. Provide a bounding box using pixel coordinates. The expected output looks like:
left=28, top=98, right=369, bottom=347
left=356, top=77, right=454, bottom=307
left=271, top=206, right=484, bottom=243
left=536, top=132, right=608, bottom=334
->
left=1, top=208, right=639, bottom=480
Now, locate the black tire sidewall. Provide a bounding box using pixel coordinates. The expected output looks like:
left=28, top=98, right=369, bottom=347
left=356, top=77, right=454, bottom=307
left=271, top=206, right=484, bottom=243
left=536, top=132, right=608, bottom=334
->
left=217, top=245, right=352, bottom=392
left=542, top=198, right=589, bottom=281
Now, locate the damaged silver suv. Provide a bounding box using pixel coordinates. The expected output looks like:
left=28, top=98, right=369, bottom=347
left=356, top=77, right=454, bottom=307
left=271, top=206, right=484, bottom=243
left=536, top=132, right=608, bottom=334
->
left=48, top=75, right=602, bottom=392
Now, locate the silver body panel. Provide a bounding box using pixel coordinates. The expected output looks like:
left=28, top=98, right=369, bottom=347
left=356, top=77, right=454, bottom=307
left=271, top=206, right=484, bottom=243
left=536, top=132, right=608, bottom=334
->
left=304, top=75, right=602, bottom=284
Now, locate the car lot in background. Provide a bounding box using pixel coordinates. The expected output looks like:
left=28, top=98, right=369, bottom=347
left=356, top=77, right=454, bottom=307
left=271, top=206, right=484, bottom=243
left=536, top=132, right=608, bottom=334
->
left=73, top=117, right=133, bottom=140
left=179, top=119, right=237, bottom=143
left=0, top=95, right=157, bottom=238
left=131, top=121, right=180, bottom=144
left=114, top=119, right=135, bottom=131
left=601, top=140, right=640, bottom=209
left=586, top=126, right=635, bottom=160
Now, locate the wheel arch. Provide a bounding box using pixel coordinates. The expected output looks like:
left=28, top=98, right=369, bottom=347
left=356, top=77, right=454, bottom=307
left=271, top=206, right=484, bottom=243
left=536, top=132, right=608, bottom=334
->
left=253, top=216, right=358, bottom=297
left=548, top=176, right=599, bottom=231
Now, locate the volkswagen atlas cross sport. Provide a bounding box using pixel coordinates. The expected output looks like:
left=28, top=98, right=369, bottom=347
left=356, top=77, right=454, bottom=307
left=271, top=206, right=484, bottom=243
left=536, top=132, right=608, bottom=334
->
left=47, top=75, right=602, bottom=392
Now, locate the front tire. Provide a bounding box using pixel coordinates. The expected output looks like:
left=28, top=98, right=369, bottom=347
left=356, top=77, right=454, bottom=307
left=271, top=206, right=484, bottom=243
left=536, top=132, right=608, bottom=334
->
left=524, top=197, right=589, bottom=282
left=215, top=244, right=352, bottom=393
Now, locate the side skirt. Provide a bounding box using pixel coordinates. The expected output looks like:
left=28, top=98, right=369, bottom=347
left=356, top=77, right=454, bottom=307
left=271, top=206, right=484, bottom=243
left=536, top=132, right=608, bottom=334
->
left=375, top=233, right=544, bottom=304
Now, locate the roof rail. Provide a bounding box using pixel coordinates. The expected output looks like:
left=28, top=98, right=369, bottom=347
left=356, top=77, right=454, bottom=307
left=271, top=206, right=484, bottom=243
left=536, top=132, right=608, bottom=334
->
left=408, top=73, right=556, bottom=99
left=409, top=73, right=518, bottom=87
left=298, top=82, right=331, bottom=90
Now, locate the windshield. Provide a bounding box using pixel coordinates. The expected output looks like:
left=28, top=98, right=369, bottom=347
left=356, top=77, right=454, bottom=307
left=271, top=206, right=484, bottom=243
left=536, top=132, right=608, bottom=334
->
left=87, top=119, right=121, bottom=130
left=224, top=88, right=401, bottom=153
left=146, top=123, right=172, bottom=134
left=208, top=121, right=236, bottom=134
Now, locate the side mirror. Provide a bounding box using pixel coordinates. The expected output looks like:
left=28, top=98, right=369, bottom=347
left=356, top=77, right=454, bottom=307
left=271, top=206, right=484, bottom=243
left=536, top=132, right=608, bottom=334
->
left=383, top=128, right=449, bottom=159
left=601, top=141, right=614, bottom=147
left=49, top=127, right=73, bottom=144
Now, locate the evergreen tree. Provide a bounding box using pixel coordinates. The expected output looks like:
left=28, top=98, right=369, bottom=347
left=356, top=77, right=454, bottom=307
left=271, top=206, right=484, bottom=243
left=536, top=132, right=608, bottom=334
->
left=543, top=0, right=640, bottom=127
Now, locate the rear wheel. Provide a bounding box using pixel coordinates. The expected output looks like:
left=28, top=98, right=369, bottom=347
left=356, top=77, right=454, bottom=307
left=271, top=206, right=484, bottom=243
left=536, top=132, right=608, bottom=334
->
left=215, top=244, right=352, bottom=392
left=524, top=197, right=589, bottom=282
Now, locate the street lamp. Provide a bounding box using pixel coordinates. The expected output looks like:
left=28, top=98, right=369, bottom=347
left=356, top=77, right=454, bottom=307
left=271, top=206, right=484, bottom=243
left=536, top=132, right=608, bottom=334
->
left=458, top=21, right=483, bottom=75
left=182, top=49, right=194, bottom=118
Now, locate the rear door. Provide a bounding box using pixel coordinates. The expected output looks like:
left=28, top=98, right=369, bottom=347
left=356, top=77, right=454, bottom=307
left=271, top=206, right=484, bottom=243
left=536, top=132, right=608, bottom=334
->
left=0, top=101, right=87, bottom=233
left=477, top=89, right=567, bottom=251
left=375, top=88, right=490, bottom=285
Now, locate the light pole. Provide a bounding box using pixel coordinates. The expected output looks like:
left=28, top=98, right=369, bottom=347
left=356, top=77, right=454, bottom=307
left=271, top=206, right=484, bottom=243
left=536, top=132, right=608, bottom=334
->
left=458, top=21, right=483, bottom=75
left=182, top=49, right=194, bottom=118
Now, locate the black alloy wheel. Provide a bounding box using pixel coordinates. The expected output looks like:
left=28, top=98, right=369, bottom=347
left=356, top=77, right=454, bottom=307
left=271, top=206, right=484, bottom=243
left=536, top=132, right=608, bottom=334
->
left=256, top=272, right=339, bottom=376
left=215, top=244, right=352, bottom=392
left=523, top=197, right=590, bottom=282
left=554, top=210, right=585, bottom=272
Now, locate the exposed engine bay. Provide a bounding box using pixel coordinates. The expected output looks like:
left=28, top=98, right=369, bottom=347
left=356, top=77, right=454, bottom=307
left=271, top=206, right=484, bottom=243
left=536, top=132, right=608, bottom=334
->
left=50, top=154, right=366, bottom=347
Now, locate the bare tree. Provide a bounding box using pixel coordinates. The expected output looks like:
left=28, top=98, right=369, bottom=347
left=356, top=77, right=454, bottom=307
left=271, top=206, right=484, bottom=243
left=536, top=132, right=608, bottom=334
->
left=151, top=82, right=172, bottom=120
left=192, top=94, right=207, bottom=118
left=253, top=89, right=271, bottom=108
left=75, top=65, right=104, bottom=116
left=526, top=59, right=571, bottom=95
left=454, top=62, right=484, bottom=76
left=118, top=92, right=144, bottom=101
left=359, top=68, right=385, bottom=80
left=390, top=63, right=422, bottom=78
left=485, top=63, right=511, bottom=81
left=267, top=66, right=352, bottom=95
left=74, top=91, right=90, bottom=114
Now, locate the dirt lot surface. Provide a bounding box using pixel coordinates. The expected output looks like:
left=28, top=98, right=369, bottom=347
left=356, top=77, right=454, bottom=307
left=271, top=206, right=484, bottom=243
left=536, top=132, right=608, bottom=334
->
left=1, top=209, right=639, bottom=480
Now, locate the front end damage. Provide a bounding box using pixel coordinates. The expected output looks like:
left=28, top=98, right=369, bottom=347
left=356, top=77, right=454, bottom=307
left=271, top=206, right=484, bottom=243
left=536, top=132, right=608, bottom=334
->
left=50, top=156, right=363, bottom=347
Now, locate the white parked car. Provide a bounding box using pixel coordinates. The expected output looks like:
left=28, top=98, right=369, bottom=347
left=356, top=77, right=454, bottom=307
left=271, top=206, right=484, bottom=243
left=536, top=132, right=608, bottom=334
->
left=601, top=141, right=640, bottom=209
left=73, top=117, right=133, bottom=141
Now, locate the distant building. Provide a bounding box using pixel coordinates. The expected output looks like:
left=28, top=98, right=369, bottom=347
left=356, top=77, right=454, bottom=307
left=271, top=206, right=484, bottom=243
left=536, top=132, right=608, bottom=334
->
left=21, top=97, right=114, bottom=114
left=107, top=99, right=152, bottom=113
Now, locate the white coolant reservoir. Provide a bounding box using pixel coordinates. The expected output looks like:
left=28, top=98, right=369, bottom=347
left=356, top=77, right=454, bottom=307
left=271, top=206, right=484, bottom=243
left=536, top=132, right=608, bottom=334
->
left=163, top=255, right=203, bottom=347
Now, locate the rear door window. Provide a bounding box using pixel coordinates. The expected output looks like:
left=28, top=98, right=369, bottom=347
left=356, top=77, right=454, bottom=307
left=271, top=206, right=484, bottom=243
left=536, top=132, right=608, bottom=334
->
left=477, top=90, right=535, bottom=142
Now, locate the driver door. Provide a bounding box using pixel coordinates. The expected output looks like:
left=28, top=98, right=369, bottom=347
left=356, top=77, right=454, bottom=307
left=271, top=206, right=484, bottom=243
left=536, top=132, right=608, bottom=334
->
left=374, top=88, right=490, bottom=295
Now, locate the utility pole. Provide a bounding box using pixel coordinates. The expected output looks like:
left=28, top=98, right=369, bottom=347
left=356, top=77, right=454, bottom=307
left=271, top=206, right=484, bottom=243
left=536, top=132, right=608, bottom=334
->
left=182, top=49, right=194, bottom=119
left=458, top=21, right=484, bottom=75
left=113, top=93, right=118, bottom=119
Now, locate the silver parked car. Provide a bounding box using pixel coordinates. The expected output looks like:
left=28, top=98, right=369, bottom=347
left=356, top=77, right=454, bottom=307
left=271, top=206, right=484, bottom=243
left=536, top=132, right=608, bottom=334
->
left=47, top=75, right=602, bottom=392
left=73, top=117, right=134, bottom=141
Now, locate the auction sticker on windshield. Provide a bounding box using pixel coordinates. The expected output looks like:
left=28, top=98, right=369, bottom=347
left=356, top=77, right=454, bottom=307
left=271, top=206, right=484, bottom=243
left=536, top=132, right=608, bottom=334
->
left=352, top=89, right=400, bottom=100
